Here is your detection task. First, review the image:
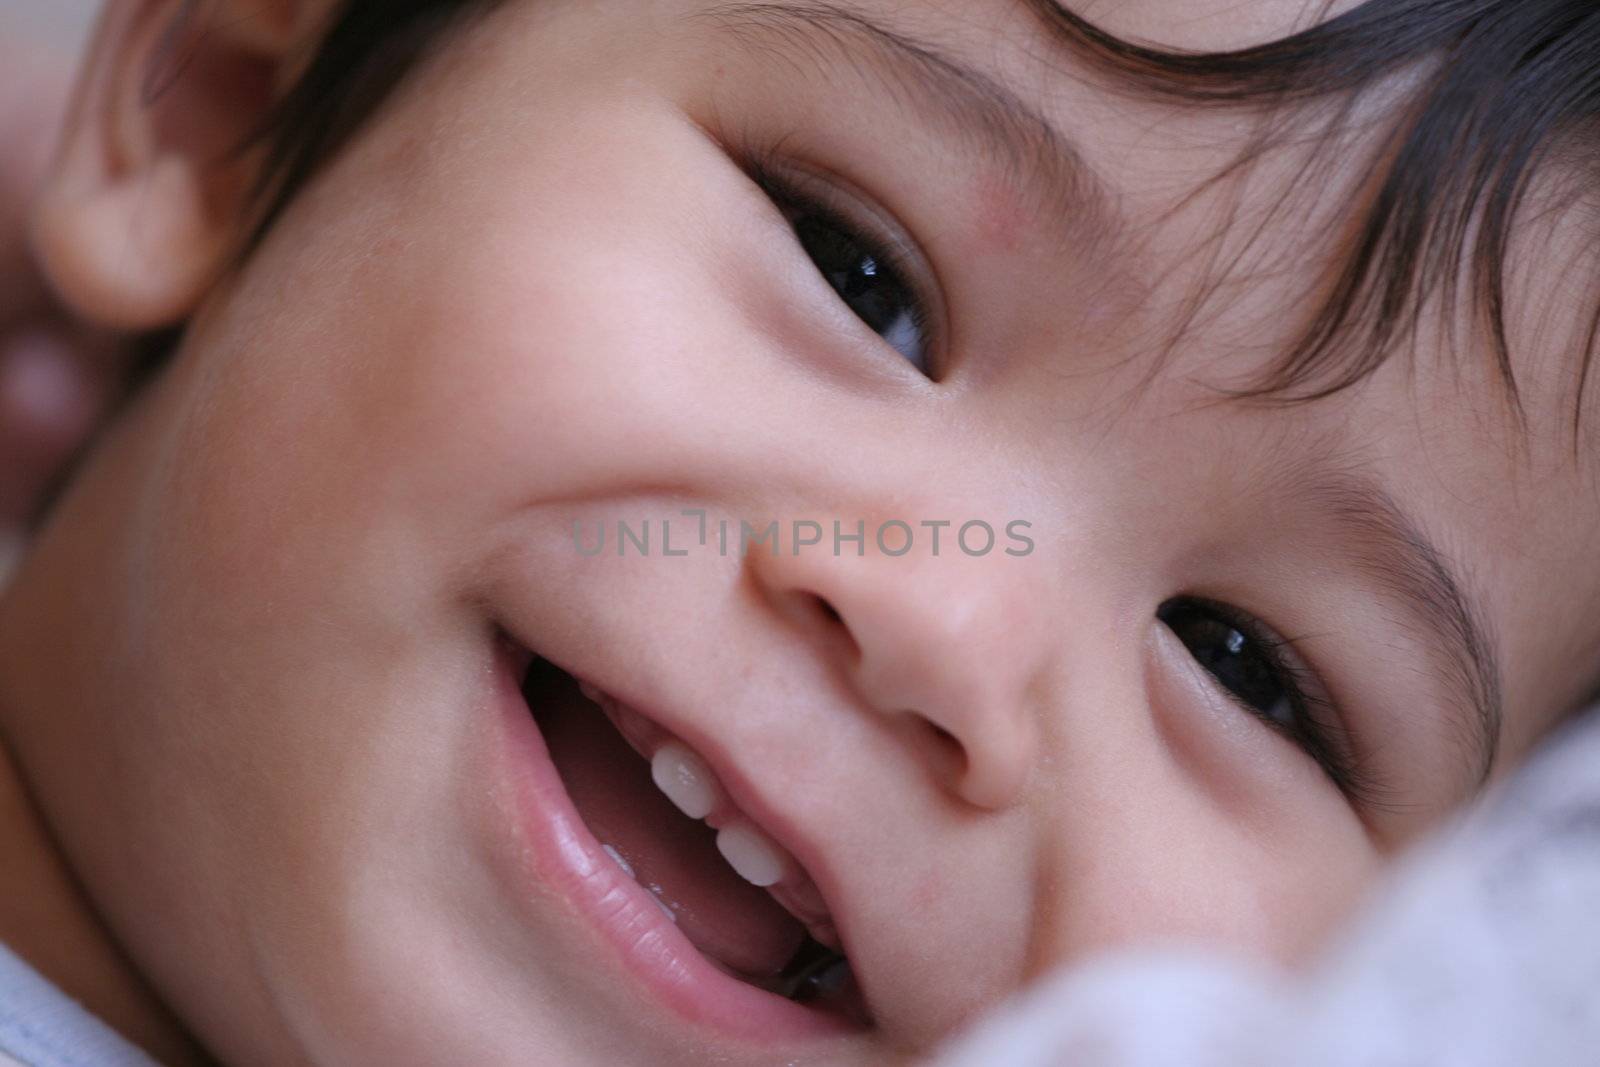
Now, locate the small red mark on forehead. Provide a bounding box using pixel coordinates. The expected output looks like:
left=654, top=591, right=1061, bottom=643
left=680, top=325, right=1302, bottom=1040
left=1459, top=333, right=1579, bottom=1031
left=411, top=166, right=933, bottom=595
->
left=969, top=169, right=1029, bottom=255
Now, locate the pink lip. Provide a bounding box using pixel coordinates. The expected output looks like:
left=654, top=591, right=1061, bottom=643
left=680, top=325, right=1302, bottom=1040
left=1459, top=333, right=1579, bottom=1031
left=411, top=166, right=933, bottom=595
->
left=484, top=636, right=858, bottom=1047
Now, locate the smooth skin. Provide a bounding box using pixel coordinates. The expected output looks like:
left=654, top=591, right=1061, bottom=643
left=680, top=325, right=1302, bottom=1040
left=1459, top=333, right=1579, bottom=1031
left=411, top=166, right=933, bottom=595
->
left=1, top=0, right=1598, bottom=1064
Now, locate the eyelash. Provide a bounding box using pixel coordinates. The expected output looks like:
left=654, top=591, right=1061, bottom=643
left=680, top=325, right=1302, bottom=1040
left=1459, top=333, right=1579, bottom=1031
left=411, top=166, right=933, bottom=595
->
left=1160, top=597, right=1383, bottom=808
left=735, top=138, right=943, bottom=377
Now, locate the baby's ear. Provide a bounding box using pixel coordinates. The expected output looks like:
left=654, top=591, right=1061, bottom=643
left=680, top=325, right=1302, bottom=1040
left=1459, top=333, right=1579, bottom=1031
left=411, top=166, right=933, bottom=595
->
left=31, top=0, right=333, bottom=331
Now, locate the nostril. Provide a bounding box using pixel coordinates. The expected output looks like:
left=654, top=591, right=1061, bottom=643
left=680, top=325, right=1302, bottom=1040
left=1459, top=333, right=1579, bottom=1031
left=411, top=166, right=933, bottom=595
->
left=891, top=714, right=966, bottom=792
left=925, top=721, right=963, bottom=772
left=812, top=594, right=860, bottom=660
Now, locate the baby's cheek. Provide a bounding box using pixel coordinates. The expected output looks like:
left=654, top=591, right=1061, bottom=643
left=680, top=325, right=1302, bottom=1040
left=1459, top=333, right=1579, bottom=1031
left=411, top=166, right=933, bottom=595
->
left=1020, top=739, right=1382, bottom=976
left=1027, top=841, right=1366, bottom=976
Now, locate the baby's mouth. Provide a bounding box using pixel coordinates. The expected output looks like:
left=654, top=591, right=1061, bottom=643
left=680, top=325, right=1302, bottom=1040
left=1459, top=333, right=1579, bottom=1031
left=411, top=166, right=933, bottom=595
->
left=519, top=653, right=870, bottom=1023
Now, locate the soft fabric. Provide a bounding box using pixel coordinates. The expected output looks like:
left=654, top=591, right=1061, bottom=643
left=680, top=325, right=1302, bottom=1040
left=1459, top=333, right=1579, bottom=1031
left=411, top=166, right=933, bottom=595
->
left=0, top=942, right=159, bottom=1067
left=930, top=708, right=1600, bottom=1067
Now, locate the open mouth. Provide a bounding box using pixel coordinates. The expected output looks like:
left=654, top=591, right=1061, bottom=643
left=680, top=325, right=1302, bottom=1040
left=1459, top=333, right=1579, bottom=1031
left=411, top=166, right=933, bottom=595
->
left=497, top=634, right=871, bottom=1034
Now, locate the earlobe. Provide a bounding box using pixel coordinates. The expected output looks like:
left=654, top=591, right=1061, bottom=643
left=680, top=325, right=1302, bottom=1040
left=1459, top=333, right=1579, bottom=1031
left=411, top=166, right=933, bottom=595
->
left=29, top=0, right=322, bottom=332
left=32, top=146, right=233, bottom=332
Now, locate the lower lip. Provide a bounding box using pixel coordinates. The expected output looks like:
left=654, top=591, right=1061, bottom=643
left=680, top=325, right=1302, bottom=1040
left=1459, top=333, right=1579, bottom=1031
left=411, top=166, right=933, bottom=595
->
left=484, top=637, right=857, bottom=1046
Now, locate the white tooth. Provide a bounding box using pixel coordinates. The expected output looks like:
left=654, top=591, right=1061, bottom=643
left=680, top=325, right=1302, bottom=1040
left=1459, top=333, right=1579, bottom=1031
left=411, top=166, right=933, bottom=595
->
left=602, top=844, right=635, bottom=880
left=650, top=742, right=719, bottom=820
left=716, top=820, right=790, bottom=888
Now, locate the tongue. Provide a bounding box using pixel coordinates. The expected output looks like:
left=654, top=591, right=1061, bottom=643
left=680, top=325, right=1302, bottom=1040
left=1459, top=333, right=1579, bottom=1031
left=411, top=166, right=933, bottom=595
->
left=530, top=662, right=805, bottom=977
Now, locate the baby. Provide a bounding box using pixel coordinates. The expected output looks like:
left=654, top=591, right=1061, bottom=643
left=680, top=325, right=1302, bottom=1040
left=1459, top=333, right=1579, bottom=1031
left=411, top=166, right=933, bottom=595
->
left=1, top=0, right=1598, bottom=1064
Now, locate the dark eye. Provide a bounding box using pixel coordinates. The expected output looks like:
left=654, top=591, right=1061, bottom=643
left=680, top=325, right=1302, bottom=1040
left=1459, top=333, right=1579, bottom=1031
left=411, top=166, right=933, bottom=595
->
left=1157, top=597, right=1372, bottom=801
left=1158, top=599, right=1294, bottom=728
left=742, top=153, right=938, bottom=378
left=786, top=210, right=932, bottom=375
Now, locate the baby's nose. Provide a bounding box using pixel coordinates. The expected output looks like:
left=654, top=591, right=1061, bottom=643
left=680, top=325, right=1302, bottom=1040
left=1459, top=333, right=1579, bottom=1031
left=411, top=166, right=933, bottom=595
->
left=747, top=519, right=1049, bottom=810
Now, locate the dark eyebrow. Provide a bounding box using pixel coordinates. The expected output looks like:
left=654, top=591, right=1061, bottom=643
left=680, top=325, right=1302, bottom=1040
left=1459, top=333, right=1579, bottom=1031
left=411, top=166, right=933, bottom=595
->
left=694, top=1, right=1119, bottom=249
left=1293, top=468, right=1504, bottom=789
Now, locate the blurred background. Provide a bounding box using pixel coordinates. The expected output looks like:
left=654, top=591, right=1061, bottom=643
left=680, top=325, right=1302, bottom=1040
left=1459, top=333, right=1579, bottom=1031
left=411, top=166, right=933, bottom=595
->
left=0, top=0, right=99, bottom=589
left=2, top=0, right=97, bottom=55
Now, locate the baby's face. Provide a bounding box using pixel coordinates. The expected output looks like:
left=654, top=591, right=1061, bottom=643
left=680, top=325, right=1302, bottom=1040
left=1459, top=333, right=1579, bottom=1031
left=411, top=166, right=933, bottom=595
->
left=4, top=0, right=1598, bottom=1063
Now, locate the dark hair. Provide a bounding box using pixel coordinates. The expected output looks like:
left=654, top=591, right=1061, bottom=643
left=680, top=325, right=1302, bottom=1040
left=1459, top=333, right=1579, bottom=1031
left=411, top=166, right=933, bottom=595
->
left=141, top=0, right=1600, bottom=426
left=1031, top=0, right=1600, bottom=441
